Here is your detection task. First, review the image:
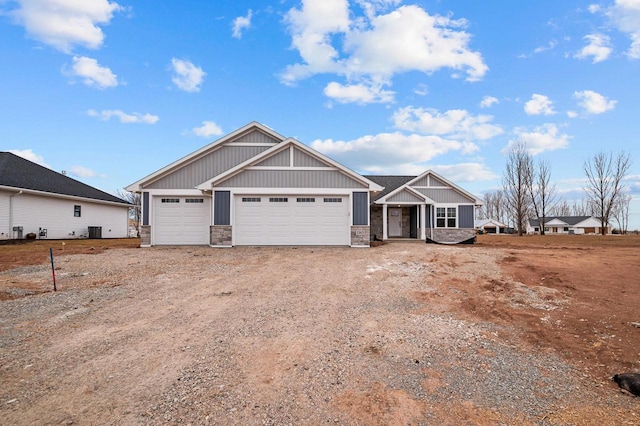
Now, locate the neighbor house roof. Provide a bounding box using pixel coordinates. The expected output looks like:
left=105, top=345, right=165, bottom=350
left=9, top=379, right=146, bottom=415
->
left=0, top=152, right=129, bottom=205
left=475, top=219, right=507, bottom=228
left=528, top=216, right=600, bottom=227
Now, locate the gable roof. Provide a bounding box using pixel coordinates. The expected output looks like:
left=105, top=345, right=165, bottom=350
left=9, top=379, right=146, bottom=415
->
left=365, top=175, right=415, bottom=201
left=366, top=170, right=482, bottom=205
left=126, top=121, right=286, bottom=192
left=528, top=216, right=603, bottom=227
left=0, top=152, right=129, bottom=205
left=475, top=219, right=507, bottom=228
left=196, top=137, right=384, bottom=191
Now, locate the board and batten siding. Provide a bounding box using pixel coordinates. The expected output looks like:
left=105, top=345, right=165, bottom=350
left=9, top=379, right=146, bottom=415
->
left=214, top=191, right=231, bottom=225
left=293, top=148, right=329, bottom=167
left=387, top=190, right=423, bottom=203
left=232, top=129, right=281, bottom=144
left=8, top=193, right=128, bottom=239
left=219, top=170, right=367, bottom=188
left=142, top=192, right=150, bottom=226
left=255, top=149, right=290, bottom=167
left=146, top=146, right=271, bottom=190
left=458, top=205, right=475, bottom=228
left=411, top=175, right=448, bottom=187
left=0, top=191, right=10, bottom=237
left=414, top=188, right=475, bottom=204
left=352, top=192, right=369, bottom=226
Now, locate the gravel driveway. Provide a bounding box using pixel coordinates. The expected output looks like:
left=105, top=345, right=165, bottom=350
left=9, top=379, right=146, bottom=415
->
left=0, top=244, right=636, bottom=424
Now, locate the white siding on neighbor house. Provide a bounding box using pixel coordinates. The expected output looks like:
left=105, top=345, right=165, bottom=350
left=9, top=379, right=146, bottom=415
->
left=9, top=193, right=128, bottom=239
left=0, top=191, right=11, bottom=239
left=146, top=146, right=270, bottom=189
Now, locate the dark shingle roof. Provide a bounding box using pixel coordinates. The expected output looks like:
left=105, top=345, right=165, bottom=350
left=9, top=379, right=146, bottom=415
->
left=0, top=152, right=129, bottom=205
left=364, top=175, right=416, bottom=201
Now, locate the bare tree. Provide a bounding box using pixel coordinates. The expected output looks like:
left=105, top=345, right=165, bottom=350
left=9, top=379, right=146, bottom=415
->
left=551, top=200, right=571, bottom=216
left=503, top=142, right=533, bottom=236
left=526, top=159, right=557, bottom=235
left=116, top=189, right=141, bottom=236
left=583, top=151, right=632, bottom=235
left=571, top=199, right=592, bottom=216
left=612, top=194, right=632, bottom=234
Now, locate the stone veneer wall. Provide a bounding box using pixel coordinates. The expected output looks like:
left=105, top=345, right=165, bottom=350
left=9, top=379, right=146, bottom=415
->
left=428, top=228, right=476, bottom=244
left=140, top=225, right=151, bottom=246
left=210, top=225, right=232, bottom=246
left=370, top=205, right=383, bottom=241
left=351, top=226, right=370, bottom=246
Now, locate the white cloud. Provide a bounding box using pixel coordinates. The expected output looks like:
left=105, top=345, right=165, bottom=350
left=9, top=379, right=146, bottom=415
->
left=8, top=0, right=123, bottom=53
left=505, top=124, right=571, bottom=155
left=232, top=9, right=252, bottom=39
left=192, top=120, right=223, bottom=138
left=605, top=0, right=640, bottom=59
left=429, top=163, right=499, bottom=182
left=479, top=96, right=499, bottom=108
left=310, top=132, right=467, bottom=172
left=574, top=33, right=612, bottom=63
left=413, top=83, right=429, bottom=96
left=324, top=81, right=395, bottom=104
left=392, top=106, right=503, bottom=141
left=574, top=89, right=617, bottom=114
left=70, top=165, right=98, bottom=178
left=87, top=109, right=159, bottom=124
left=65, top=56, right=117, bottom=89
left=9, top=149, right=50, bottom=168
left=170, top=58, right=206, bottom=92
left=567, top=110, right=579, bottom=118
left=524, top=94, right=556, bottom=116
left=281, top=2, right=487, bottom=102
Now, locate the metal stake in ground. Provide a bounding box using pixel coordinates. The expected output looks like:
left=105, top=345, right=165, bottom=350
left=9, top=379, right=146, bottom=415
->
left=50, top=247, right=57, bottom=292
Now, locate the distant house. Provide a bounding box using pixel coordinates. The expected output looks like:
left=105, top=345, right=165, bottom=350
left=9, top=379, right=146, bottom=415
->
left=475, top=218, right=508, bottom=234
left=0, top=152, right=130, bottom=240
left=126, top=122, right=482, bottom=247
left=526, top=216, right=610, bottom=235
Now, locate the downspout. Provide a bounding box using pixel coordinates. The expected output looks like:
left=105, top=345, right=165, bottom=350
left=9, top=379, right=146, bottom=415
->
left=9, top=190, right=23, bottom=239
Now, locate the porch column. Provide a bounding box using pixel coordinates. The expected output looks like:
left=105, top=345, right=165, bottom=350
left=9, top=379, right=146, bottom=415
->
left=382, top=204, right=388, bottom=240
left=420, top=204, right=426, bottom=240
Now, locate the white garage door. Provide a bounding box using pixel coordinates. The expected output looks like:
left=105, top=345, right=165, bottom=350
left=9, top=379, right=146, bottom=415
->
left=153, top=196, right=211, bottom=245
left=234, top=195, right=350, bottom=245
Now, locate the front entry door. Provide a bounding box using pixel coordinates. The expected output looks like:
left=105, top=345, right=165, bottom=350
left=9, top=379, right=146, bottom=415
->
left=389, top=208, right=402, bottom=237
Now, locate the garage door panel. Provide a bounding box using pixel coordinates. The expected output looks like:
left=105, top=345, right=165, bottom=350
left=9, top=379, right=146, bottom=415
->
left=153, top=197, right=210, bottom=245
left=234, top=195, right=349, bottom=245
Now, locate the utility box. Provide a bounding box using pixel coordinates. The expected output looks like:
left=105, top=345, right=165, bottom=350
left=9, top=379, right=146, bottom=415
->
left=12, top=226, right=23, bottom=239
left=88, top=226, right=102, bottom=239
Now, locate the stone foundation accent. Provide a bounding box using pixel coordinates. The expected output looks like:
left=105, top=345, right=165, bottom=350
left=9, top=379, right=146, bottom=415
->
left=428, top=228, right=476, bottom=244
left=370, top=205, right=383, bottom=241
left=140, top=225, right=151, bottom=247
left=351, top=226, right=370, bottom=246
left=210, top=225, right=232, bottom=246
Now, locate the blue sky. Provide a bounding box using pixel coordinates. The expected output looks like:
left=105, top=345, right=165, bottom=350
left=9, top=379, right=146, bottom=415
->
left=2, top=0, right=639, bottom=229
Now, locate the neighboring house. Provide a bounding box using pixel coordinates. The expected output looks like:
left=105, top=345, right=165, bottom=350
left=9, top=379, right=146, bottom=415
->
left=366, top=172, right=482, bottom=244
left=126, top=122, right=482, bottom=247
left=475, top=218, right=508, bottom=234
left=0, top=152, right=130, bottom=240
left=527, top=216, right=610, bottom=235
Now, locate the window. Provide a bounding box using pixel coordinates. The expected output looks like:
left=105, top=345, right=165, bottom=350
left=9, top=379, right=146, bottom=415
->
left=436, top=207, right=457, bottom=228
left=323, top=198, right=342, bottom=203
left=563, top=227, right=569, bottom=232
left=269, top=197, right=288, bottom=202
left=74, top=205, right=81, bottom=217
left=185, top=198, right=204, bottom=203
left=161, top=198, right=180, bottom=203
left=242, top=197, right=261, bottom=202
left=296, top=197, right=315, bottom=202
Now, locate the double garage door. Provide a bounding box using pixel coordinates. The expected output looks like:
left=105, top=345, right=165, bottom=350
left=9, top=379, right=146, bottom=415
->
left=153, top=196, right=211, bottom=245
left=234, top=195, right=350, bottom=245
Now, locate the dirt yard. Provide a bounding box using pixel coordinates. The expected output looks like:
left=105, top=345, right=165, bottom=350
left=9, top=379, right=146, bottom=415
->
left=1, top=235, right=639, bottom=425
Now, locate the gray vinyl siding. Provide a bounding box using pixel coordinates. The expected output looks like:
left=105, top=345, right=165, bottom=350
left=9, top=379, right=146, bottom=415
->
left=352, top=192, right=368, bottom=226
left=293, top=148, right=328, bottom=167
left=387, top=190, right=423, bottom=203
left=219, top=170, right=367, bottom=188
left=255, top=148, right=290, bottom=167
left=426, top=206, right=432, bottom=228
left=232, top=129, right=281, bottom=144
left=459, top=205, right=475, bottom=228
left=414, top=188, right=475, bottom=203
left=142, top=192, right=150, bottom=226
left=214, top=191, right=230, bottom=225
left=429, top=176, right=447, bottom=187
left=411, top=176, right=429, bottom=186
left=146, top=146, right=270, bottom=189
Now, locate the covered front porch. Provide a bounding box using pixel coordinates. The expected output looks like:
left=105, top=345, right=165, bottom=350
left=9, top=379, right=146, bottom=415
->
left=370, top=204, right=430, bottom=241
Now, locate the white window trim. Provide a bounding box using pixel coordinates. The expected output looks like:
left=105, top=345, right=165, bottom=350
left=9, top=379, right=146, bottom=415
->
left=435, top=204, right=458, bottom=228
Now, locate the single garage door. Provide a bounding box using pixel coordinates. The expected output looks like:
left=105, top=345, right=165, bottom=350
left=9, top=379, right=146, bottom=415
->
left=234, top=195, right=350, bottom=245
left=153, top=196, right=211, bottom=245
